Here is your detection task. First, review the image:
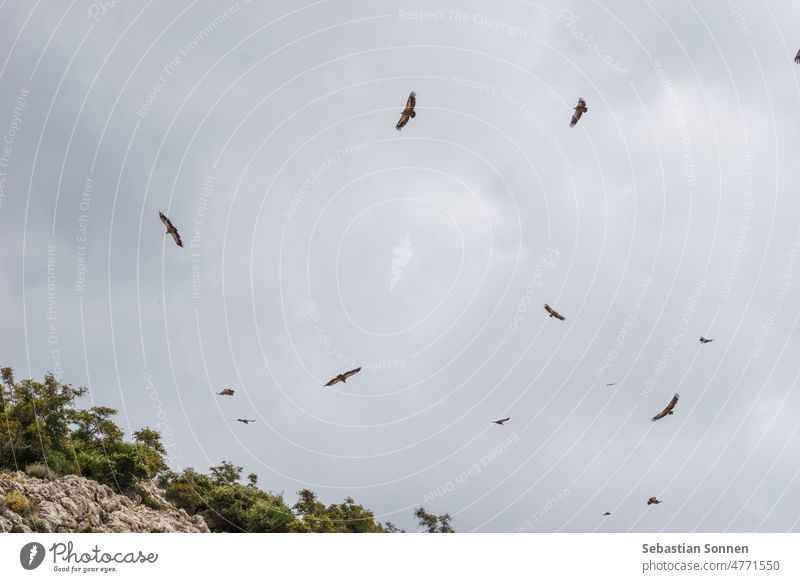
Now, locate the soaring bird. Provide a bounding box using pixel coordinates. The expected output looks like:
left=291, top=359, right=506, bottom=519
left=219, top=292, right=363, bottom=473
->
left=159, top=211, right=183, bottom=247
left=395, top=91, right=417, bottom=130
left=602, top=512, right=611, bottom=516
left=651, top=393, right=679, bottom=422
left=544, top=303, right=566, bottom=320
left=570, top=98, right=588, bottom=127
left=237, top=418, right=255, bottom=424
left=647, top=497, right=662, bottom=505
left=324, top=367, right=362, bottom=387
left=699, top=336, right=714, bottom=344
left=217, top=389, right=235, bottom=396
left=795, top=50, right=800, bottom=64
left=491, top=417, right=511, bottom=426
left=605, top=383, right=616, bottom=387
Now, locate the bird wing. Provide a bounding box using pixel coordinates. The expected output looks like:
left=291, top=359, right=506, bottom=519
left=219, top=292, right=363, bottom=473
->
left=170, top=229, right=183, bottom=247
left=396, top=92, right=416, bottom=130
left=404, top=91, right=416, bottom=113
left=796, top=50, right=800, bottom=63
left=652, top=393, right=679, bottom=421
left=342, top=367, right=362, bottom=380
left=160, top=212, right=183, bottom=247
left=324, top=375, right=342, bottom=387
left=570, top=108, right=582, bottom=127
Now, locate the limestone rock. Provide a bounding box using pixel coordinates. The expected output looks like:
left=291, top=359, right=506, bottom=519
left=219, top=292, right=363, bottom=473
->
left=0, top=471, right=208, bottom=533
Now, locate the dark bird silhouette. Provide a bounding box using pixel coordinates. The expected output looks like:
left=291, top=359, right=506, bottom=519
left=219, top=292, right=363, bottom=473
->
left=237, top=418, right=255, bottom=424
left=544, top=303, right=566, bottom=320
left=699, top=336, right=714, bottom=344
left=605, top=383, right=616, bottom=387
left=324, top=367, right=362, bottom=387
left=570, top=97, right=588, bottom=127
left=395, top=91, right=416, bottom=130
left=795, top=50, right=800, bottom=64
left=647, top=497, right=661, bottom=505
left=651, top=393, right=679, bottom=422
left=217, top=389, right=235, bottom=396
left=602, top=512, right=611, bottom=516
left=159, top=211, right=183, bottom=247
left=491, top=417, right=511, bottom=426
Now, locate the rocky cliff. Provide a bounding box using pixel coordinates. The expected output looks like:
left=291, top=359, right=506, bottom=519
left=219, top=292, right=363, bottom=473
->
left=0, top=471, right=208, bottom=533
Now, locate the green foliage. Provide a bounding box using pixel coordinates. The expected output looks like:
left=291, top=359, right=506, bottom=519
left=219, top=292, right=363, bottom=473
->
left=0, top=368, right=168, bottom=493
left=0, top=367, right=454, bottom=534
left=414, top=507, right=454, bottom=533
left=3, top=490, right=33, bottom=515
left=292, top=489, right=386, bottom=533
left=25, top=462, right=58, bottom=481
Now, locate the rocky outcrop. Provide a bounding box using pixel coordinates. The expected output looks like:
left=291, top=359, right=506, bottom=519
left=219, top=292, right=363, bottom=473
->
left=0, top=472, right=208, bottom=533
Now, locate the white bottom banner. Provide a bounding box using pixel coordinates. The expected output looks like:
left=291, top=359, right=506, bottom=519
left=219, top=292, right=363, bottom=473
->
left=1, top=533, right=797, bottom=581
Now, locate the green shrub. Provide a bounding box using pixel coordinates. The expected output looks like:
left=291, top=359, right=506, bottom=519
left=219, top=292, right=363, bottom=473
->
left=25, top=463, right=58, bottom=481
left=3, top=490, right=33, bottom=516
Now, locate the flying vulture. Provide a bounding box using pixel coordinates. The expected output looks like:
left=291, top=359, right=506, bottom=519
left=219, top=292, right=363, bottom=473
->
left=651, top=393, right=679, bottom=422
left=543, top=303, right=566, bottom=320
left=395, top=91, right=417, bottom=130
left=699, top=336, right=714, bottom=344
left=217, top=389, right=235, bottom=396
left=491, top=417, right=511, bottom=426
left=570, top=98, right=588, bottom=127
left=324, top=367, right=362, bottom=387
left=237, top=418, right=255, bottom=424
left=795, top=50, right=800, bottom=64
left=602, top=512, right=611, bottom=516
left=159, top=211, right=183, bottom=247
left=605, top=383, right=616, bottom=387
left=647, top=497, right=662, bottom=505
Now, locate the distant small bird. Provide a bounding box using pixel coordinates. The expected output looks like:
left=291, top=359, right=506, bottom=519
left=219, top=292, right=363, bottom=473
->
left=570, top=97, right=588, bottom=127
left=652, top=393, right=679, bottom=422
left=699, top=336, right=714, bottom=344
left=324, top=367, right=362, bottom=387
left=237, top=418, right=255, bottom=424
left=795, top=49, right=800, bottom=64
left=602, top=512, right=611, bottom=516
left=217, top=389, right=235, bottom=396
left=605, top=383, right=616, bottom=387
left=395, top=91, right=417, bottom=130
left=159, top=211, right=183, bottom=247
left=544, top=303, right=566, bottom=320
left=491, top=417, right=511, bottom=426
left=647, top=497, right=661, bottom=505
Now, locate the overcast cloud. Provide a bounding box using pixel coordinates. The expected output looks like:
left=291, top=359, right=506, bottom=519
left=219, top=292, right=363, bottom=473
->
left=1, top=0, right=800, bottom=532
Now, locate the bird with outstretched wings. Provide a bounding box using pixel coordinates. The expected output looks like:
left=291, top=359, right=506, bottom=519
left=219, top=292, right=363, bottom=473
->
left=570, top=97, right=588, bottom=127
left=602, top=512, right=611, bottom=516
left=651, top=393, right=679, bottom=421
left=795, top=49, right=800, bottom=64
left=647, top=497, right=661, bottom=505
left=217, top=389, right=235, bottom=396
left=395, top=91, right=416, bottom=130
left=605, top=383, right=616, bottom=387
left=699, top=336, right=714, bottom=344
left=237, top=418, right=255, bottom=424
left=159, top=212, right=183, bottom=247
left=324, top=367, right=362, bottom=387
left=491, top=417, right=511, bottom=426
left=544, top=303, right=566, bottom=320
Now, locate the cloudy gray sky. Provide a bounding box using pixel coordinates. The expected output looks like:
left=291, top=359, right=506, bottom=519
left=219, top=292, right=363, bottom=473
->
left=2, top=0, right=800, bottom=532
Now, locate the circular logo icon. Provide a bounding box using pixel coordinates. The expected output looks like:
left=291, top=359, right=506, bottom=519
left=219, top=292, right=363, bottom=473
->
left=20, top=542, right=46, bottom=570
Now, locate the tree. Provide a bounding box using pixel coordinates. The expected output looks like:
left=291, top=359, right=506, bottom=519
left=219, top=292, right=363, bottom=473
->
left=415, top=507, right=455, bottom=533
